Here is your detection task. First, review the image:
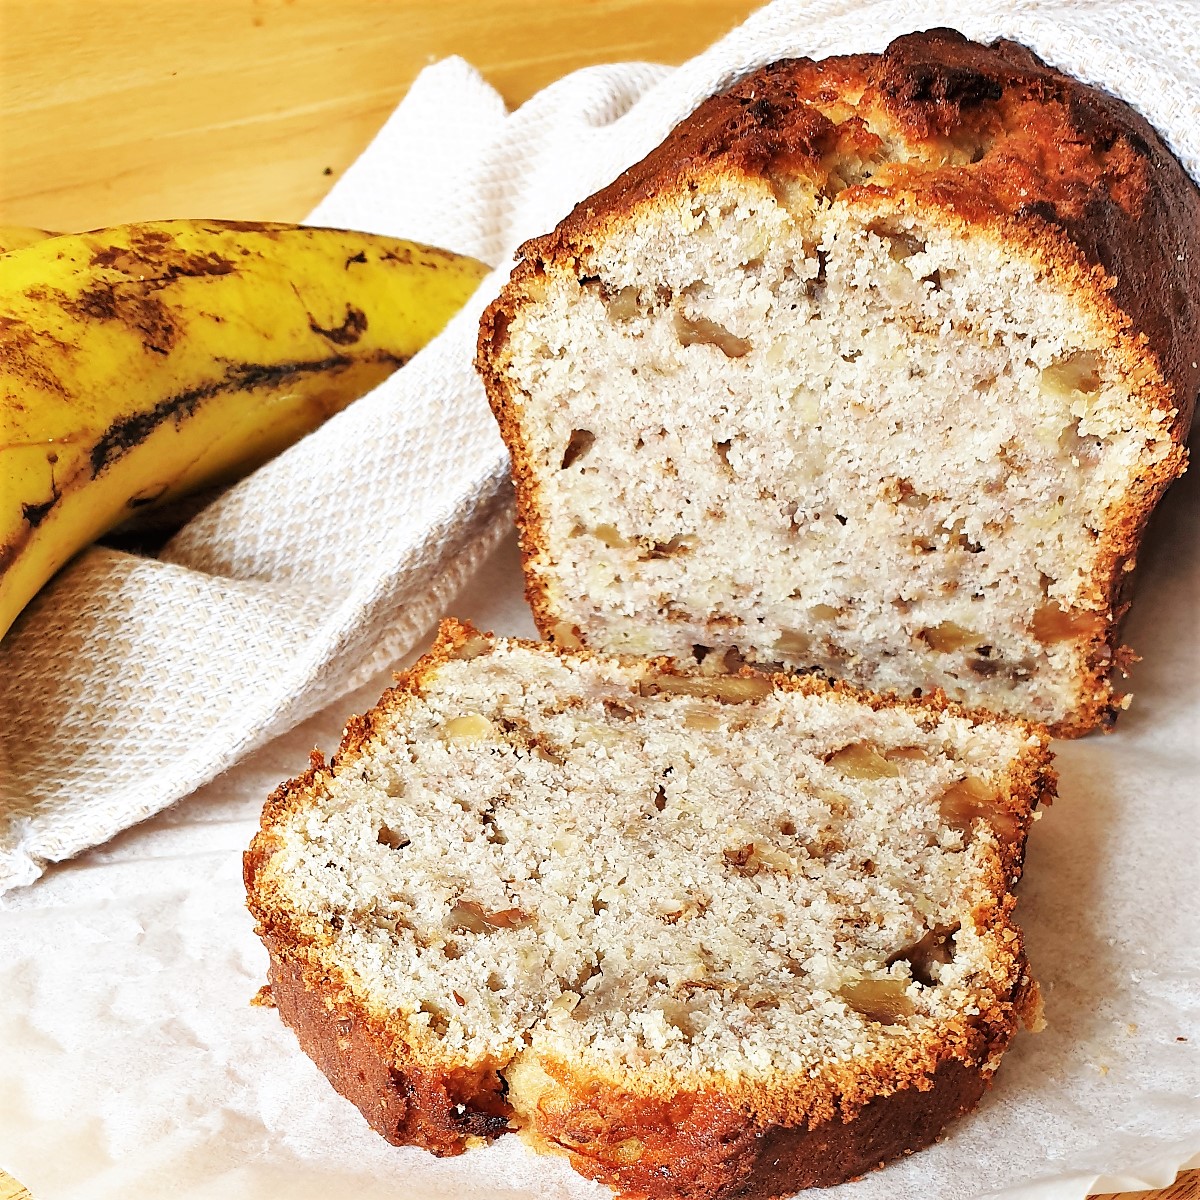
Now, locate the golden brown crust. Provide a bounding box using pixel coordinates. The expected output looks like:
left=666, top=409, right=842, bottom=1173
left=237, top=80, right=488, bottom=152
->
left=519, top=1054, right=990, bottom=1200
left=247, top=619, right=1054, bottom=1197
left=476, top=30, right=1200, bottom=739
left=257, top=937, right=1013, bottom=1200
left=263, top=940, right=513, bottom=1156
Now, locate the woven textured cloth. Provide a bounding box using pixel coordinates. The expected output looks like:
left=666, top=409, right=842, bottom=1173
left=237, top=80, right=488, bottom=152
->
left=2, top=0, right=1197, bottom=893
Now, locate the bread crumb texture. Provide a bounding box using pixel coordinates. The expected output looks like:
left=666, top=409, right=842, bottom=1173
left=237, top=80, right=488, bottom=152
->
left=477, top=30, right=1200, bottom=738
left=247, top=620, right=1054, bottom=1199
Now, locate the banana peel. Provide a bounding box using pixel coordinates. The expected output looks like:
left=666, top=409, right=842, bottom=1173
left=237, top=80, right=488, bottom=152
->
left=0, top=224, right=55, bottom=254
left=0, top=219, right=491, bottom=641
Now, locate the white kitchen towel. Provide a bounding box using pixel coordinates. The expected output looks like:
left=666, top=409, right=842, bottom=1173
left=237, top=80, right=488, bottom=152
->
left=3, top=0, right=1199, bottom=893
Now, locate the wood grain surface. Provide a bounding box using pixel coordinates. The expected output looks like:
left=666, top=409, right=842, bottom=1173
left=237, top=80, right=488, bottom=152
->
left=0, top=3, right=1194, bottom=1199
left=0, top=0, right=760, bottom=230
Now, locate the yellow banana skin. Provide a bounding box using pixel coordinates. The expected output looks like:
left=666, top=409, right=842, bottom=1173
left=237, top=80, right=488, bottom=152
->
left=0, top=219, right=491, bottom=641
left=0, top=225, right=55, bottom=254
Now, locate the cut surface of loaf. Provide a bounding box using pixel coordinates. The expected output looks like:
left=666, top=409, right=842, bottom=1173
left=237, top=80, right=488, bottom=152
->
left=476, top=29, right=1200, bottom=737
left=246, top=619, right=1053, bottom=1200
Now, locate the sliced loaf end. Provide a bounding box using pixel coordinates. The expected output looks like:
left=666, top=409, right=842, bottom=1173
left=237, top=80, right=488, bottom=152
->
left=247, top=619, right=1054, bottom=1199
left=477, top=32, right=1200, bottom=736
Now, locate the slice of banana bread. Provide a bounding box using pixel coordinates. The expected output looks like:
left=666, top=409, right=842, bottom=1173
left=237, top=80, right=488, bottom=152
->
left=475, top=29, right=1200, bottom=737
left=246, top=619, right=1053, bottom=1199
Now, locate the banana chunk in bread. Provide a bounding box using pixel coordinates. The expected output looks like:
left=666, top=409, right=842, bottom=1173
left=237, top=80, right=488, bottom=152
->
left=246, top=620, right=1053, bottom=1199
left=476, top=30, right=1200, bottom=737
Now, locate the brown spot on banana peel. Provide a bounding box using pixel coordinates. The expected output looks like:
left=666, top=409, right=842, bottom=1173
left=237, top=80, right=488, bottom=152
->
left=379, top=246, right=415, bottom=266
left=308, top=305, right=368, bottom=346
left=88, top=228, right=236, bottom=281
left=0, top=477, right=61, bottom=574
left=70, top=248, right=239, bottom=355
left=201, top=219, right=286, bottom=233
left=21, top=491, right=59, bottom=528
left=88, top=351, right=405, bottom=477
left=89, top=244, right=232, bottom=278
left=73, top=284, right=179, bottom=355
left=10, top=446, right=62, bottom=532
left=69, top=242, right=238, bottom=355
left=0, top=315, right=75, bottom=398
left=126, top=484, right=170, bottom=509
left=401, top=242, right=471, bottom=266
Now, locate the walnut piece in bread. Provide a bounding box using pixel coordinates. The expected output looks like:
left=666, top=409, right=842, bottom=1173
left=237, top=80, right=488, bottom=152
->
left=246, top=619, right=1054, bottom=1199
left=476, top=29, right=1200, bottom=737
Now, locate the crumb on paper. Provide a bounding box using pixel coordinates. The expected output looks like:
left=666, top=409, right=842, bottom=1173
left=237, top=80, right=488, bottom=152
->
left=251, top=983, right=277, bottom=1008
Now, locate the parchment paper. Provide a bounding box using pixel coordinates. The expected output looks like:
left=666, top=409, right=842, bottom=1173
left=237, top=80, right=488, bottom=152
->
left=2, top=0, right=1199, bottom=1195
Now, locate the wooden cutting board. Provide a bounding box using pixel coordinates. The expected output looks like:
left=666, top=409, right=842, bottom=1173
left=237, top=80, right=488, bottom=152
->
left=0, top=3, right=1194, bottom=1198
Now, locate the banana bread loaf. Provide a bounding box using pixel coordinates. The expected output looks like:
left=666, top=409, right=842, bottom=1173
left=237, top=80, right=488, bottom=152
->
left=246, top=619, right=1053, bottom=1199
left=476, top=29, right=1200, bottom=737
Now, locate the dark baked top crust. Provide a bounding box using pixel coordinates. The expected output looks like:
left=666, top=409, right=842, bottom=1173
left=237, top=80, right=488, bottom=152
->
left=499, top=28, right=1200, bottom=443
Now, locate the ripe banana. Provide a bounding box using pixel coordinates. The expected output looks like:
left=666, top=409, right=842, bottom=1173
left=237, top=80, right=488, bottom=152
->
left=0, top=219, right=491, bottom=641
left=0, top=224, right=54, bottom=254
